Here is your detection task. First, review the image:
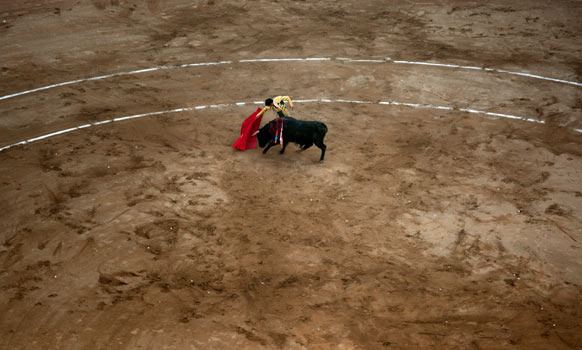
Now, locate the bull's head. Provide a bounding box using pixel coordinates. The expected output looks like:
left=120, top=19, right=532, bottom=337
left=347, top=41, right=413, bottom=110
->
left=256, top=123, right=271, bottom=148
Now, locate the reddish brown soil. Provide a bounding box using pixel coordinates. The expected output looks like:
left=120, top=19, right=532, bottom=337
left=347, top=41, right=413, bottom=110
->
left=1, top=1, right=581, bottom=349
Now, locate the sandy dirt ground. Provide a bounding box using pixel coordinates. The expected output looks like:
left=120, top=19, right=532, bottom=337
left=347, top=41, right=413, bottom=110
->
left=1, top=0, right=582, bottom=349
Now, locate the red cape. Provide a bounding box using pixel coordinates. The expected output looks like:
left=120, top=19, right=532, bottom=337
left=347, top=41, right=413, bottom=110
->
left=232, top=107, right=263, bottom=151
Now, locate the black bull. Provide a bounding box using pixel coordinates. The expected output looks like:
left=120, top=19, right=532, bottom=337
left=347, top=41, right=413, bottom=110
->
left=257, top=118, right=328, bottom=162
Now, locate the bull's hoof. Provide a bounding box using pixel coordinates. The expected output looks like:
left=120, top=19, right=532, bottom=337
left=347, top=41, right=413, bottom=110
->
left=319, top=160, right=324, bottom=163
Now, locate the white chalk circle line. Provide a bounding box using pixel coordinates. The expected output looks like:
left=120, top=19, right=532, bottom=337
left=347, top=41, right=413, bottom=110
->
left=1, top=98, right=580, bottom=153
left=1, top=57, right=580, bottom=102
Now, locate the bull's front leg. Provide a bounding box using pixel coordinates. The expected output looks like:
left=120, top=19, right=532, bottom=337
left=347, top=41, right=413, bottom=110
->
left=280, top=142, right=289, bottom=154
left=262, top=141, right=277, bottom=154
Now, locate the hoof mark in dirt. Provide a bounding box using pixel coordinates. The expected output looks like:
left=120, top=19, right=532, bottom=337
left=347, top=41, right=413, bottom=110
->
left=133, top=219, right=179, bottom=255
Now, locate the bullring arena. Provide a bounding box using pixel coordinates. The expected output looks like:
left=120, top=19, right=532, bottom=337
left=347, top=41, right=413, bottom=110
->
left=1, top=1, right=581, bottom=349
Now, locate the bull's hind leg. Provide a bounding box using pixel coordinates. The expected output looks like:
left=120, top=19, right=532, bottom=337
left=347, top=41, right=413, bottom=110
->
left=315, top=140, right=326, bottom=162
